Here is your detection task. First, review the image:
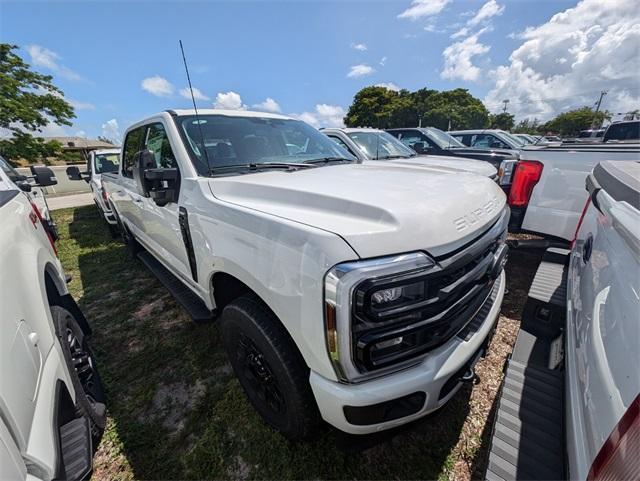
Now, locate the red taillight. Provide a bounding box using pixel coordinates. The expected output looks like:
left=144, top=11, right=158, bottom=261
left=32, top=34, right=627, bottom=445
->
left=102, top=188, right=109, bottom=203
left=507, top=160, right=544, bottom=207
left=588, top=395, right=640, bottom=481
left=30, top=202, right=57, bottom=256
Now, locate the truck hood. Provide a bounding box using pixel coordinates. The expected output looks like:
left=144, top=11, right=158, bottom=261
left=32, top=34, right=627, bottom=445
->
left=367, top=155, right=497, bottom=177
left=208, top=163, right=506, bottom=259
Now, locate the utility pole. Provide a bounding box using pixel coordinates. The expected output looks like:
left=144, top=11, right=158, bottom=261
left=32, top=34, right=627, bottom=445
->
left=502, top=99, right=510, bottom=113
left=418, top=114, right=422, bottom=128
left=592, top=90, right=607, bottom=128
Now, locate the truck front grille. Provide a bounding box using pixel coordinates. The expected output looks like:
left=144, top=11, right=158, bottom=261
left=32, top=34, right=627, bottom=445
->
left=351, top=211, right=508, bottom=373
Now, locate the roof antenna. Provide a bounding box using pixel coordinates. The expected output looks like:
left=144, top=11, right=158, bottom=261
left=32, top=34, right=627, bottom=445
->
left=179, top=40, right=212, bottom=175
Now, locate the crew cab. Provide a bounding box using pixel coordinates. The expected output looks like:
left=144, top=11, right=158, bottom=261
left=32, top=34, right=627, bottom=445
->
left=602, top=119, right=640, bottom=143
left=484, top=160, right=639, bottom=480
left=385, top=127, right=518, bottom=172
left=66, top=148, right=121, bottom=236
left=506, top=143, right=640, bottom=240
left=321, top=127, right=498, bottom=178
left=102, top=109, right=509, bottom=438
left=0, top=167, right=106, bottom=480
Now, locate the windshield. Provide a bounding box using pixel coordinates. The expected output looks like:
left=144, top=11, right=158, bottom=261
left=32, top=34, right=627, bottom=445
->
left=425, top=127, right=465, bottom=148
left=347, top=131, right=415, bottom=160
left=176, top=115, right=355, bottom=175
left=0, top=155, right=22, bottom=182
left=94, top=153, right=120, bottom=174
left=499, top=131, right=525, bottom=147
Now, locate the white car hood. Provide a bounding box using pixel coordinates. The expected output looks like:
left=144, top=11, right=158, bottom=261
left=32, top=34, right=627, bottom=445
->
left=368, top=155, right=497, bottom=177
left=208, top=163, right=506, bottom=259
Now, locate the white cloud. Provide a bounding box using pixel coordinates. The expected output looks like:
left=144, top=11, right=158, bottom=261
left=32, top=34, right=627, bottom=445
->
left=375, top=82, right=401, bottom=92
left=291, top=104, right=345, bottom=128
left=380, top=56, right=387, bottom=66
left=141, top=76, right=174, bottom=97
left=451, top=27, right=469, bottom=39
left=179, top=87, right=210, bottom=101
left=75, top=130, right=87, bottom=138
left=347, top=64, right=375, bottom=78
left=101, top=119, right=121, bottom=143
left=398, top=0, right=450, bottom=20
left=69, top=99, right=95, bottom=110
left=252, top=97, right=282, bottom=113
left=484, top=0, right=640, bottom=120
left=441, top=28, right=491, bottom=81
left=351, top=43, right=367, bottom=51
left=468, top=0, right=505, bottom=27
left=213, top=91, right=246, bottom=110
left=26, top=45, right=84, bottom=82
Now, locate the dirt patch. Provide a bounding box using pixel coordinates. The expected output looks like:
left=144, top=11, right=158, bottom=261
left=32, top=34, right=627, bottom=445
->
left=143, top=380, right=207, bottom=434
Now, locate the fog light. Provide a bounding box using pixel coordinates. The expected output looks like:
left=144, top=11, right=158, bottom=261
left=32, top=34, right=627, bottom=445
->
left=372, top=287, right=403, bottom=305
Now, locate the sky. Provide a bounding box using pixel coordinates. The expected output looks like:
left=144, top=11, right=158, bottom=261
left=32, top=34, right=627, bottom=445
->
left=2, top=0, right=639, bottom=142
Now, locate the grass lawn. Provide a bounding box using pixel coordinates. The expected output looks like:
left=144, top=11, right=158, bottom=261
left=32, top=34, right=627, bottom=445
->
left=53, top=205, right=542, bottom=481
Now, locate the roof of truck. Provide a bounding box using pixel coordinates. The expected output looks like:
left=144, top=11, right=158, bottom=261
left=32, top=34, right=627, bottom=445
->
left=167, top=109, right=292, bottom=120
left=321, top=127, right=383, bottom=133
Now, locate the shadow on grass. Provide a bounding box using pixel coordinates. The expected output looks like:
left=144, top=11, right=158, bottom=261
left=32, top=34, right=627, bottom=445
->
left=56, top=205, right=514, bottom=480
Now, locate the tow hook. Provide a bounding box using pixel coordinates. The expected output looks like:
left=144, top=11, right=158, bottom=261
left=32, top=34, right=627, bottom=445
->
left=459, top=367, right=477, bottom=383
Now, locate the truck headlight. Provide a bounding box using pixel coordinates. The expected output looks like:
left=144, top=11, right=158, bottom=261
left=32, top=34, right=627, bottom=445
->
left=324, top=252, right=435, bottom=382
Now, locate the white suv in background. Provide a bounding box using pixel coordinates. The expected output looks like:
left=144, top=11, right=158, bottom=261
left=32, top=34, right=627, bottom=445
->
left=0, top=168, right=106, bottom=480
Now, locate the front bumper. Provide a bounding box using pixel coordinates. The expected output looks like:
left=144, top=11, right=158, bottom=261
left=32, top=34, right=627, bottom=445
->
left=310, top=271, right=505, bottom=434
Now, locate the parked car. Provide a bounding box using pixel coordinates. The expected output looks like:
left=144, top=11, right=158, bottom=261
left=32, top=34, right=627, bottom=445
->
left=505, top=142, right=640, bottom=239
left=66, top=148, right=121, bottom=236
left=484, top=160, right=639, bottom=481
left=602, top=119, right=640, bottom=143
left=0, top=167, right=106, bottom=480
left=448, top=129, right=525, bottom=150
left=0, top=154, right=59, bottom=241
left=385, top=127, right=518, bottom=172
left=321, top=127, right=498, bottom=179
left=102, top=108, right=509, bottom=439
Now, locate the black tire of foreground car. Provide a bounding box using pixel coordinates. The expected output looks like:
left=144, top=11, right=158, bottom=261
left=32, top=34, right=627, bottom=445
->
left=52, top=305, right=107, bottom=448
left=221, top=294, right=321, bottom=440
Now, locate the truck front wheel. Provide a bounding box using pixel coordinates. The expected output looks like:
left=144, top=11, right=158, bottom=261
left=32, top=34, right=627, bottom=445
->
left=220, top=294, right=321, bottom=439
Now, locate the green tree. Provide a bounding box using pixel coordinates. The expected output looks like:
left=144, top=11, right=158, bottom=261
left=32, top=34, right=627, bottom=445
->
left=344, top=86, right=489, bottom=130
left=541, top=107, right=610, bottom=136
left=0, top=44, right=75, bottom=162
left=488, top=112, right=515, bottom=131
left=513, top=118, right=541, bottom=134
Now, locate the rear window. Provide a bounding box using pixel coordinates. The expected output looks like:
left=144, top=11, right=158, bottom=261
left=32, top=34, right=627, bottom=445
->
left=605, top=122, right=640, bottom=142
left=94, top=153, right=120, bottom=174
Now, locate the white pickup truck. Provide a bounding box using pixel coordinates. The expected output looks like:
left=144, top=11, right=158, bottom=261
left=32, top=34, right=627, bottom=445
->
left=485, top=160, right=639, bottom=480
left=102, top=108, right=510, bottom=438
left=506, top=143, right=640, bottom=240
left=66, top=148, right=121, bottom=236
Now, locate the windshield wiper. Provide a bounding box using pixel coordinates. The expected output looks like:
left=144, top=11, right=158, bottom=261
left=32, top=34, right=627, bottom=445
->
left=304, top=157, right=354, bottom=165
left=212, top=162, right=315, bottom=175
left=377, top=155, right=411, bottom=160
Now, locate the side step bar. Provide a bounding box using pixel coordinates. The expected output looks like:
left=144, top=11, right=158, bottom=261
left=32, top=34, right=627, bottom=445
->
left=485, top=248, right=570, bottom=481
left=137, top=251, right=215, bottom=323
left=59, top=417, right=92, bottom=481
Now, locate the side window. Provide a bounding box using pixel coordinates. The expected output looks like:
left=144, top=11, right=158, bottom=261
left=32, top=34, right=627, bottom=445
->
left=327, top=135, right=355, bottom=156
left=145, top=123, right=177, bottom=169
left=122, top=127, right=145, bottom=178
left=452, top=134, right=467, bottom=146
left=396, top=131, right=425, bottom=148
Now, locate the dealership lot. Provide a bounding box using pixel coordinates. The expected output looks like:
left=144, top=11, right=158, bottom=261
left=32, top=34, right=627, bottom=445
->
left=53, top=205, right=541, bottom=481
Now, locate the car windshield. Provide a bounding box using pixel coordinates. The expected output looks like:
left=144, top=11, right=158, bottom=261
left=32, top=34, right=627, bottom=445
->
left=605, top=122, right=640, bottom=141
left=176, top=115, right=356, bottom=175
left=425, top=127, right=465, bottom=148
left=94, top=153, right=120, bottom=173
left=499, top=131, right=525, bottom=147
left=346, top=131, right=416, bottom=160
left=0, top=155, right=22, bottom=182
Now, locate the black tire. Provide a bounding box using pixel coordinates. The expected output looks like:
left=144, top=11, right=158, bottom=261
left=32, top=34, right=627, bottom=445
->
left=220, top=294, right=321, bottom=439
left=52, top=306, right=107, bottom=448
left=121, top=223, right=141, bottom=257
left=106, top=221, right=119, bottom=239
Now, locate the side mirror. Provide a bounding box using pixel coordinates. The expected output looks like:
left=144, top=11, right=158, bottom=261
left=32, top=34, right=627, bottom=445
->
left=30, top=165, right=58, bottom=187
left=66, top=166, right=82, bottom=181
left=145, top=168, right=178, bottom=207
left=133, top=150, right=156, bottom=197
